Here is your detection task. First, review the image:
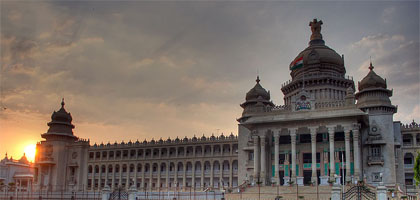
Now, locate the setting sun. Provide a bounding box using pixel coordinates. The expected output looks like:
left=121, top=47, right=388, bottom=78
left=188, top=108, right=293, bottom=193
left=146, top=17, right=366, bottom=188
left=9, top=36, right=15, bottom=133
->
left=24, top=144, right=36, bottom=163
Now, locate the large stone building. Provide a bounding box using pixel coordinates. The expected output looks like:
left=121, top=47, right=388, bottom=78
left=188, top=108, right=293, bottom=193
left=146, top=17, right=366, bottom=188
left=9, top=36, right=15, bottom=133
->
left=34, top=100, right=239, bottom=192
left=0, top=154, right=34, bottom=192
left=33, top=19, right=418, bottom=193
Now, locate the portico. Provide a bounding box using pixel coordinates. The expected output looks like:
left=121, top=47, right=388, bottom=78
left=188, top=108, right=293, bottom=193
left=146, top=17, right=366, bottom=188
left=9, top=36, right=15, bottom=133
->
left=251, top=123, right=362, bottom=186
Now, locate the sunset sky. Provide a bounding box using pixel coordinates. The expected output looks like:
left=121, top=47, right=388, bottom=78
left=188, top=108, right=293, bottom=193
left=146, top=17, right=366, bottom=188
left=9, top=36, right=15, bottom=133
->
left=1, top=1, right=419, bottom=162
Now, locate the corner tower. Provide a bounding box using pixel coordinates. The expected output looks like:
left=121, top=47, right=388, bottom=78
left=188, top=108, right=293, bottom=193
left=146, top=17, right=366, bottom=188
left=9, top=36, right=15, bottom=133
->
left=356, top=62, right=398, bottom=186
left=35, top=99, right=89, bottom=192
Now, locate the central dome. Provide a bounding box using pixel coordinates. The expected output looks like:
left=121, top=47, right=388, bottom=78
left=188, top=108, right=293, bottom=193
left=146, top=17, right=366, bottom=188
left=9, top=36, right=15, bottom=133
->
left=289, top=19, right=346, bottom=80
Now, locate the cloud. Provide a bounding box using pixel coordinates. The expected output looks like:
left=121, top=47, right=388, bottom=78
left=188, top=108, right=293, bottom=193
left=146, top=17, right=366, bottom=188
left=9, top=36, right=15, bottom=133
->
left=1, top=1, right=419, bottom=159
left=349, top=33, right=419, bottom=125
left=382, top=7, right=395, bottom=23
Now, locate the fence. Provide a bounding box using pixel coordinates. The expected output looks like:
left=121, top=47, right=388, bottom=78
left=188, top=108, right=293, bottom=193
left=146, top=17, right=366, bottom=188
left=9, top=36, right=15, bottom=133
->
left=0, top=191, right=101, bottom=200
left=134, top=191, right=224, bottom=200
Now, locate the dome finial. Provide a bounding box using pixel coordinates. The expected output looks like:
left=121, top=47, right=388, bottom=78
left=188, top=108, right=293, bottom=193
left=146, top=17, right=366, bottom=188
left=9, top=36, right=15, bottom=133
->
left=256, top=76, right=260, bottom=84
left=61, top=98, right=65, bottom=108
left=309, top=18, right=323, bottom=41
left=369, top=59, right=374, bottom=71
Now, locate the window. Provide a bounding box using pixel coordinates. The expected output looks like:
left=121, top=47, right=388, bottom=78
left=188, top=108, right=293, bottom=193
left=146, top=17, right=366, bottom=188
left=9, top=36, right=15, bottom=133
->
left=299, top=134, right=311, bottom=143
left=248, top=152, right=254, bottom=161
left=403, top=134, right=412, bottom=145
left=316, top=133, right=323, bottom=142
left=404, top=154, right=413, bottom=164
left=89, top=152, right=94, bottom=159
left=370, top=145, right=381, bottom=157
left=334, top=132, right=345, bottom=141
left=279, top=154, right=285, bottom=164
left=316, top=153, right=321, bottom=163
left=303, top=153, right=312, bottom=163
left=279, top=135, right=291, bottom=144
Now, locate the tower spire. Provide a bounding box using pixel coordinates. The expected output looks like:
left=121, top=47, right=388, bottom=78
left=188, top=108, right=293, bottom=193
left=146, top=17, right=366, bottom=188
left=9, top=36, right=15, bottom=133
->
left=256, top=75, right=260, bottom=84
left=61, top=98, right=65, bottom=108
left=369, top=60, right=374, bottom=71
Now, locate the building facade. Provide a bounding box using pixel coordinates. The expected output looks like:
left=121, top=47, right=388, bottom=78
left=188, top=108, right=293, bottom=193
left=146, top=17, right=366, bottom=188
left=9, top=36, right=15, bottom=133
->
left=34, top=100, right=239, bottom=192
left=401, top=121, right=420, bottom=193
left=0, top=154, right=34, bottom=192
left=33, top=19, right=416, bottom=193
left=237, top=19, right=405, bottom=188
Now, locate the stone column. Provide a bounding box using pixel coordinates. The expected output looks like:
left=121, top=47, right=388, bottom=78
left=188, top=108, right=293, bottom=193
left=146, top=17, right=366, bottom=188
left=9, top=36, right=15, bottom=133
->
left=98, top=166, right=102, bottom=190
left=166, top=162, right=169, bottom=190
left=219, top=162, right=223, bottom=188
left=133, top=164, right=137, bottom=189
left=201, top=162, right=205, bottom=189
left=290, top=128, right=297, bottom=181
left=192, top=162, right=196, bottom=189
left=253, top=135, right=260, bottom=182
left=229, top=160, right=233, bottom=187
left=149, top=163, right=153, bottom=191
left=126, top=164, right=130, bottom=189
left=344, top=129, right=351, bottom=183
left=274, top=133, right=280, bottom=184
left=141, top=164, right=145, bottom=189
left=91, top=167, right=95, bottom=191
left=352, top=125, right=361, bottom=180
left=310, top=127, right=317, bottom=184
left=157, top=163, right=161, bottom=189
left=413, top=133, right=417, bottom=146
left=260, top=135, right=266, bottom=185
left=119, top=165, right=123, bottom=187
left=174, top=163, right=178, bottom=189
left=210, top=162, right=214, bottom=187
left=328, top=127, right=335, bottom=177
left=111, top=164, right=115, bottom=190
left=182, top=162, right=186, bottom=189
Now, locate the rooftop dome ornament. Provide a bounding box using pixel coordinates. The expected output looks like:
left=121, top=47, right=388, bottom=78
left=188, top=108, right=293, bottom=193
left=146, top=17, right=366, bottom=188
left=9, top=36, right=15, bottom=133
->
left=61, top=98, right=65, bottom=108
left=309, top=19, right=325, bottom=45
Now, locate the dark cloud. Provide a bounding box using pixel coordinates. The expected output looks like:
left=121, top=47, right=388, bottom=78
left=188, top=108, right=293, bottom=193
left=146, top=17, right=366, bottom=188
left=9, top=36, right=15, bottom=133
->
left=0, top=1, right=419, bottom=150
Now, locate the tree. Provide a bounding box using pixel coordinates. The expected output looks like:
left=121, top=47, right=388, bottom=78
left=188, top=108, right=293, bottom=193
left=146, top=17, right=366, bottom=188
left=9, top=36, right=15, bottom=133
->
left=414, top=153, right=420, bottom=186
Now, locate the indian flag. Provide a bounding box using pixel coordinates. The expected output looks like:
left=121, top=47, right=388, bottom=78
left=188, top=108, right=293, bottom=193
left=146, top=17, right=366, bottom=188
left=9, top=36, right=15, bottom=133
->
left=290, top=56, right=303, bottom=70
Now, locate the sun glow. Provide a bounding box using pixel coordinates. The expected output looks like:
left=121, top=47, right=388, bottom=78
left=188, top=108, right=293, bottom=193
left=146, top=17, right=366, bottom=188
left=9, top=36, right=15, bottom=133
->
left=24, top=144, right=36, bottom=162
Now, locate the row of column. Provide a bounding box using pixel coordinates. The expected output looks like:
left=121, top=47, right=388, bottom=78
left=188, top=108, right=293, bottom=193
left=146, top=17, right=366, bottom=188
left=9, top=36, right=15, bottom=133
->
left=91, top=144, right=237, bottom=161
left=88, top=161, right=237, bottom=191
left=253, top=125, right=361, bottom=185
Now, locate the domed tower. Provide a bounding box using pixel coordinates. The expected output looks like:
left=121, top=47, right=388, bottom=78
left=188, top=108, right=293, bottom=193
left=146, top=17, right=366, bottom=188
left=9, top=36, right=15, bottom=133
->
left=238, top=76, right=274, bottom=122
left=356, top=62, right=396, bottom=112
left=41, top=98, right=77, bottom=141
left=35, top=99, right=89, bottom=192
left=356, top=62, right=398, bottom=186
left=281, top=19, right=354, bottom=105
